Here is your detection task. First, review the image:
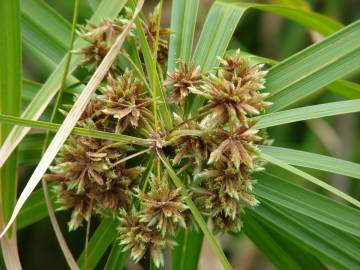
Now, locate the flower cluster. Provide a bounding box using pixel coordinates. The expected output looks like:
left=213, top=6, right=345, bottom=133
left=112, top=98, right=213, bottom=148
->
left=118, top=174, right=188, bottom=267
left=167, top=50, right=270, bottom=233
left=46, top=6, right=270, bottom=267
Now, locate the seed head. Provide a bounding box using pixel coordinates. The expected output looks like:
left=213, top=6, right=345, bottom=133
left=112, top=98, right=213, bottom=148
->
left=98, top=71, right=153, bottom=133
left=165, top=61, right=202, bottom=106
left=137, top=174, right=188, bottom=237
left=118, top=208, right=175, bottom=268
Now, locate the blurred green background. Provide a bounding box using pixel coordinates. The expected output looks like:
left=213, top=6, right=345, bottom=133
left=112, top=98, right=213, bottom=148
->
left=18, top=0, right=360, bottom=269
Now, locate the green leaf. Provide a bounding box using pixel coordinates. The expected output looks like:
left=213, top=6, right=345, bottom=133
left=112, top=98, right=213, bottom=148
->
left=129, top=0, right=173, bottom=130
left=254, top=99, right=360, bottom=129
left=17, top=186, right=57, bottom=230
left=0, top=0, right=21, bottom=238
left=250, top=201, right=360, bottom=270
left=260, top=146, right=360, bottom=180
left=254, top=172, right=360, bottom=237
left=261, top=153, right=360, bottom=208
left=172, top=229, right=203, bottom=270
left=266, top=20, right=360, bottom=112
left=0, top=0, right=22, bottom=266
left=250, top=214, right=327, bottom=270
left=243, top=213, right=304, bottom=270
left=0, top=113, right=145, bottom=145
left=193, top=2, right=245, bottom=71
left=189, top=1, right=246, bottom=113
left=0, top=0, right=128, bottom=170
left=160, top=154, right=232, bottom=270
left=21, top=0, right=70, bottom=62
left=232, top=1, right=343, bottom=36
left=103, top=243, right=128, bottom=270
left=77, top=219, right=118, bottom=269
left=167, top=0, right=199, bottom=72
left=326, top=80, right=360, bottom=99
left=241, top=51, right=360, bottom=100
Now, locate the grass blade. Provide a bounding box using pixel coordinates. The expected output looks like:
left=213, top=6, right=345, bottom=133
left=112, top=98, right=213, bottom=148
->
left=265, top=20, right=360, bottom=112
left=167, top=0, right=199, bottom=72
left=250, top=202, right=360, bottom=270
left=0, top=0, right=128, bottom=171
left=260, top=146, right=360, bottom=180
left=77, top=219, right=118, bottom=269
left=104, top=243, right=129, bottom=270
left=260, top=153, right=360, bottom=208
left=0, top=0, right=22, bottom=267
left=0, top=1, right=144, bottom=238
left=21, top=0, right=71, bottom=62
left=243, top=213, right=304, bottom=270
left=254, top=99, right=360, bottom=129
left=255, top=172, right=360, bottom=237
left=326, top=80, right=360, bottom=99
left=0, top=114, right=145, bottom=145
left=129, top=0, right=173, bottom=130
left=160, top=154, right=232, bottom=270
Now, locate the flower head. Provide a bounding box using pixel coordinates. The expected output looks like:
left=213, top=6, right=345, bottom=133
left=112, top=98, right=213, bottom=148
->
left=76, top=18, right=130, bottom=71
left=97, top=71, right=153, bottom=133
left=137, top=174, right=188, bottom=237
left=165, top=61, right=202, bottom=106
left=208, top=123, right=262, bottom=169
left=191, top=51, right=269, bottom=128
left=118, top=208, right=174, bottom=268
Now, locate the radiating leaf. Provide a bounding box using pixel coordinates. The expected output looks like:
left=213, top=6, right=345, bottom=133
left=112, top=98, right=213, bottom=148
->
left=250, top=201, right=360, bottom=270
left=254, top=172, right=360, bottom=237
left=265, top=20, right=360, bottom=112
left=21, top=0, right=70, bottom=62
left=260, top=146, right=360, bottom=180
left=104, top=243, right=128, bottom=270
left=326, top=80, right=360, bottom=99
left=77, top=219, right=118, bottom=269
left=0, top=113, right=145, bottom=145
left=254, top=99, right=360, bottom=129
left=160, top=154, right=232, bottom=270
left=167, top=0, right=199, bottom=72
left=261, top=153, right=360, bottom=208
left=17, top=186, right=57, bottom=230
left=243, top=213, right=304, bottom=270
left=0, top=0, right=22, bottom=267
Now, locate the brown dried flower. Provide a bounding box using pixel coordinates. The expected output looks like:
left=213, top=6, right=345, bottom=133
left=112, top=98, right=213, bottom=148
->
left=97, top=71, right=153, bottom=133
left=136, top=174, right=188, bottom=237
left=118, top=208, right=175, bottom=268
left=164, top=61, right=202, bottom=106
left=191, top=50, right=269, bottom=128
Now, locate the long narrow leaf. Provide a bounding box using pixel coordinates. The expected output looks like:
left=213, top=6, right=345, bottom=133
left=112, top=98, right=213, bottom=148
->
left=0, top=113, right=145, bottom=145
left=77, top=219, right=118, bottom=269
left=261, top=153, right=360, bottom=208
left=266, top=20, right=360, bottom=112
left=254, top=99, right=360, bottom=129
left=260, top=146, right=360, bottom=180
left=254, top=172, right=360, bottom=237
left=249, top=202, right=360, bottom=270
left=0, top=0, right=22, bottom=267
left=167, top=0, right=199, bottom=72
